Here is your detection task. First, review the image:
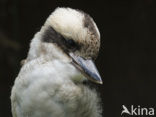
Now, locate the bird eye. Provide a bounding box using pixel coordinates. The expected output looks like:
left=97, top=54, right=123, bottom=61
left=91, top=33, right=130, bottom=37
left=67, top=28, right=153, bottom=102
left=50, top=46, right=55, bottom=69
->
left=62, top=38, right=79, bottom=51
left=67, top=39, right=76, bottom=47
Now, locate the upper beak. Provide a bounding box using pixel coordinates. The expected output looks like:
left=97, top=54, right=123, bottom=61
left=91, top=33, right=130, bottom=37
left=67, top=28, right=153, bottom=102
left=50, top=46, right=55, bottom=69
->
left=69, top=53, right=103, bottom=84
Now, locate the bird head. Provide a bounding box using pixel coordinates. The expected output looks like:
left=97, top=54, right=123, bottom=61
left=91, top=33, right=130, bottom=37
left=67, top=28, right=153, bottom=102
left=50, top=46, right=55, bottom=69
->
left=30, top=7, right=103, bottom=84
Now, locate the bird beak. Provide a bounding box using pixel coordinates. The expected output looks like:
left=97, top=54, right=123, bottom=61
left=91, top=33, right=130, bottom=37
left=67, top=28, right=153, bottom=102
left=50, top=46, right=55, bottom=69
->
left=69, top=53, right=103, bottom=84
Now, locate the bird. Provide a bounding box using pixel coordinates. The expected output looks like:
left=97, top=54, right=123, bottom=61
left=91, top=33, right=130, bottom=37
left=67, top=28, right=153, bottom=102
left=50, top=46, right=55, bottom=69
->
left=11, top=7, right=103, bottom=117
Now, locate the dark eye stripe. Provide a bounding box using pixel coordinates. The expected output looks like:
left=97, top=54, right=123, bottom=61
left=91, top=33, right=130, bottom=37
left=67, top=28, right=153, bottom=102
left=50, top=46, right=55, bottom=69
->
left=42, top=26, right=80, bottom=52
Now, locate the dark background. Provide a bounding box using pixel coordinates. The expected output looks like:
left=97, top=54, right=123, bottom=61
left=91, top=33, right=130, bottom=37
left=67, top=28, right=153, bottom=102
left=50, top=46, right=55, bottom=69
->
left=0, top=0, right=156, bottom=117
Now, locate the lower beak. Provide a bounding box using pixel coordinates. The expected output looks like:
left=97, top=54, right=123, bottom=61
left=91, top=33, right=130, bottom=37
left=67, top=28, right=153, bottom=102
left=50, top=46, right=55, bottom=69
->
left=69, top=53, right=103, bottom=84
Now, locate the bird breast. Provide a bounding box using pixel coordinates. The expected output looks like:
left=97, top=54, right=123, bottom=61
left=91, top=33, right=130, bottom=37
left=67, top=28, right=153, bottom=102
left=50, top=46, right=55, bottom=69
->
left=11, top=57, right=102, bottom=117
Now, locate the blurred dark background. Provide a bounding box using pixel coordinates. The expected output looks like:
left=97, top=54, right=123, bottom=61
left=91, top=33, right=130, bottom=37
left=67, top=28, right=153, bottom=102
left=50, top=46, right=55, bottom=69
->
left=0, top=0, right=156, bottom=117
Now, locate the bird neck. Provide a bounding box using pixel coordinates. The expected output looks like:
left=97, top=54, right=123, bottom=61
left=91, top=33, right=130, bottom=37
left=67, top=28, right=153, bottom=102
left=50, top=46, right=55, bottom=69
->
left=24, top=31, right=86, bottom=84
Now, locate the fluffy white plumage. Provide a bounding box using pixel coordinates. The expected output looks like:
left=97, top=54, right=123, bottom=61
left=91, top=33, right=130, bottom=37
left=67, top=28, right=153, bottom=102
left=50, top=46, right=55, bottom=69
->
left=11, top=7, right=102, bottom=117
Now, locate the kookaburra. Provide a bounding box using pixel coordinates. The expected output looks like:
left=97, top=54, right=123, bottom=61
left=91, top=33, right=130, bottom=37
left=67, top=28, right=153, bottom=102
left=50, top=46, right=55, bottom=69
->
left=11, top=7, right=103, bottom=117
